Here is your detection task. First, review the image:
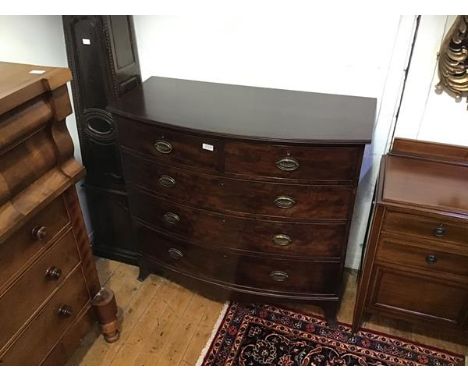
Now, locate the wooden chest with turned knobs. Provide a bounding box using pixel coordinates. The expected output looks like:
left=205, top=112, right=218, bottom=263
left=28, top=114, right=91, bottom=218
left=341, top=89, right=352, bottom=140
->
left=353, top=138, right=468, bottom=341
left=0, top=62, right=119, bottom=365
left=109, top=77, right=376, bottom=322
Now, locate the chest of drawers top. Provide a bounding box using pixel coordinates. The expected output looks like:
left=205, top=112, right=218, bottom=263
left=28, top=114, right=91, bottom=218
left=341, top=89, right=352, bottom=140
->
left=109, top=76, right=376, bottom=143
left=380, top=138, right=468, bottom=217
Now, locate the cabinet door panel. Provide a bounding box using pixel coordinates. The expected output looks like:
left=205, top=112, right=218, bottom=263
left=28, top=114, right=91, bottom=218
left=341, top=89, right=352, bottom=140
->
left=370, top=267, right=468, bottom=326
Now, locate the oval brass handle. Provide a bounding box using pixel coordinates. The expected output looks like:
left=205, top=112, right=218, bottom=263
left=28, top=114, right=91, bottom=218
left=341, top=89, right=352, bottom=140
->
left=158, top=175, right=176, bottom=188
left=426, top=255, right=438, bottom=264
left=276, top=157, right=299, bottom=172
left=163, top=212, right=180, bottom=225
left=45, top=266, right=62, bottom=281
left=270, top=270, right=289, bottom=282
left=57, top=304, right=73, bottom=318
left=168, top=248, right=184, bottom=260
left=272, top=233, right=292, bottom=246
left=274, top=195, right=296, bottom=209
left=154, top=140, right=173, bottom=154
left=432, top=224, right=446, bottom=237
left=32, top=226, right=47, bottom=241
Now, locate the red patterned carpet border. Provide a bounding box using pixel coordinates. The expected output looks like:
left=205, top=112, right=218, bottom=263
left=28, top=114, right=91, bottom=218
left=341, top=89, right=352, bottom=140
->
left=201, top=302, right=464, bottom=366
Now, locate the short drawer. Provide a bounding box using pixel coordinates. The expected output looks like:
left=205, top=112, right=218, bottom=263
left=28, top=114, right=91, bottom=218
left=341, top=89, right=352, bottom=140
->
left=123, top=152, right=355, bottom=220
left=383, top=210, right=468, bottom=248
left=137, top=224, right=341, bottom=296
left=131, top=190, right=348, bottom=259
left=0, top=267, right=89, bottom=365
left=370, top=266, right=468, bottom=327
left=0, top=230, right=80, bottom=351
left=117, top=116, right=222, bottom=171
left=0, top=197, right=70, bottom=291
left=376, top=237, right=468, bottom=277
left=225, top=141, right=362, bottom=183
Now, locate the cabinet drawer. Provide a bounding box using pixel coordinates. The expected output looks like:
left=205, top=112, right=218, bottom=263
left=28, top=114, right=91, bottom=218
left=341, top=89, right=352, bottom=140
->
left=370, top=267, right=468, bottom=327
left=0, top=267, right=89, bottom=365
left=225, top=142, right=362, bottom=183
left=131, top=190, right=347, bottom=259
left=118, top=117, right=222, bottom=171
left=0, top=197, right=70, bottom=291
left=0, top=230, right=80, bottom=351
left=123, top=152, right=354, bottom=220
left=137, top=224, right=341, bottom=296
left=383, top=210, right=468, bottom=248
left=376, top=237, right=468, bottom=277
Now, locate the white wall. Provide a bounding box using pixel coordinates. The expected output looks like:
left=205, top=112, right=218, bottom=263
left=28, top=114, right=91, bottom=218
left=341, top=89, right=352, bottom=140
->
left=394, top=15, right=468, bottom=145
left=134, top=15, right=414, bottom=269
left=135, top=15, right=400, bottom=98
left=0, top=15, right=92, bottom=230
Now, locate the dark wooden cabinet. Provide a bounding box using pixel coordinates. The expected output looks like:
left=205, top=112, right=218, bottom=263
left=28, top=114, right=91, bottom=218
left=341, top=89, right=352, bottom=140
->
left=353, top=138, right=468, bottom=342
left=62, top=15, right=141, bottom=264
left=110, top=76, right=376, bottom=322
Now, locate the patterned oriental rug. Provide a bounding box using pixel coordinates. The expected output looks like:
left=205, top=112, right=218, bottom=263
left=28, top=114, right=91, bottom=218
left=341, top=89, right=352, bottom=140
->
left=199, top=302, right=465, bottom=366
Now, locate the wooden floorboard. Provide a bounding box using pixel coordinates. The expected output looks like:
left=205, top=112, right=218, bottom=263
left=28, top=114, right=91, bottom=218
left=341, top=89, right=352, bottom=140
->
left=70, top=259, right=468, bottom=365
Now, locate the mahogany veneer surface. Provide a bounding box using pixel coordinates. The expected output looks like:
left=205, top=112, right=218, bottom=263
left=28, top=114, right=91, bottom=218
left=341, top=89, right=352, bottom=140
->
left=111, top=76, right=376, bottom=142
left=111, top=76, right=376, bottom=322
left=383, top=155, right=468, bottom=213
left=0, top=62, right=102, bottom=365
left=353, top=138, right=468, bottom=343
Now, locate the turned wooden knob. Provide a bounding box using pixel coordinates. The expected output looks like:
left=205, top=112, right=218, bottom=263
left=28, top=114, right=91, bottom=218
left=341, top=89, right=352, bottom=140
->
left=432, top=224, right=446, bottom=237
left=45, top=266, right=62, bottom=280
left=32, top=226, right=47, bottom=240
left=57, top=304, right=73, bottom=317
left=426, top=254, right=438, bottom=265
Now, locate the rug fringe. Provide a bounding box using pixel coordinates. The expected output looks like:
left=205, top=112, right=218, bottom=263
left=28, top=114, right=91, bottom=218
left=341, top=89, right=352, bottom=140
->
left=196, top=301, right=230, bottom=366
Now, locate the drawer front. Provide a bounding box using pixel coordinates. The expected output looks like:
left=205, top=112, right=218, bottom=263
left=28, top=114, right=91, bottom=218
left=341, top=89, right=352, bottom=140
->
left=370, top=267, right=468, bottom=327
left=0, top=197, right=70, bottom=291
left=0, top=268, right=89, bottom=365
left=123, top=153, right=354, bottom=220
left=131, top=190, right=347, bottom=259
left=383, top=210, right=468, bottom=248
left=118, top=117, right=222, bottom=171
left=0, top=231, right=80, bottom=350
left=376, top=237, right=468, bottom=277
left=137, top=224, right=341, bottom=296
left=225, top=142, right=362, bottom=182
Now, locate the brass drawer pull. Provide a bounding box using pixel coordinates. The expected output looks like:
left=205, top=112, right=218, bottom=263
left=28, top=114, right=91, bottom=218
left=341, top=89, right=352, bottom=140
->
left=270, top=270, right=289, bottom=282
left=154, top=140, right=173, bottom=154
left=426, top=255, right=438, bottom=264
left=159, top=175, right=176, bottom=188
left=45, top=266, right=62, bottom=281
left=32, top=226, right=47, bottom=241
left=272, top=233, right=292, bottom=246
left=163, top=212, right=180, bottom=225
left=57, top=304, right=73, bottom=318
left=276, top=157, right=299, bottom=172
left=432, top=224, right=446, bottom=237
left=274, top=195, right=296, bottom=209
left=168, top=247, right=184, bottom=260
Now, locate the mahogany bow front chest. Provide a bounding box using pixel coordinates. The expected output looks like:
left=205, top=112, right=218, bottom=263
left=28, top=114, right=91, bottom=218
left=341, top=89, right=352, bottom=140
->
left=110, top=77, right=376, bottom=321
